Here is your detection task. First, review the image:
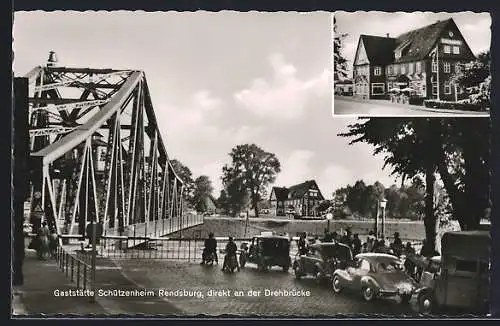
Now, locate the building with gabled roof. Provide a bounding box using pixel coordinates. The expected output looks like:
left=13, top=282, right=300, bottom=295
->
left=269, top=180, right=325, bottom=217
left=352, top=18, right=476, bottom=101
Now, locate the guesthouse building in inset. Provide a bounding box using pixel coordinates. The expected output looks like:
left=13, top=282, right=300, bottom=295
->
left=352, top=18, right=476, bottom=101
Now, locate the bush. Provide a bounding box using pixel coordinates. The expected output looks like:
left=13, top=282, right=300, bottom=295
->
left=423, top=99, right=485, bottom=111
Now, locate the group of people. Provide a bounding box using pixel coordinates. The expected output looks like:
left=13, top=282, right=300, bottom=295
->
left=28, top=218, right=58, bottom=260
left=200, top=233, right=239, bottom=272
left=28, top=215, right=105, bottom=259
left=298, top=228, right=417, bottom=259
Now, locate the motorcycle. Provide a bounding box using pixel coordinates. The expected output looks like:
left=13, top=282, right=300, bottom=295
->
left=221, top=249, right=239, bottom=273
left=201, top=249, right=218, bottom=266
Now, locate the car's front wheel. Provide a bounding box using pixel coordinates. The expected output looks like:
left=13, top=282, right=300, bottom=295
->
left=332, top=275, right=342, bottom=294
left=361, top=285, right=376, bottom=302
left=418, top=292, right=434, bottom=314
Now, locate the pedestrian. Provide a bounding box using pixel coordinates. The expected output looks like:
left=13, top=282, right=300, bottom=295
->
left=298, top=233, right=308, bottom=255
left=391, top=232, right=403, bottom=256
left=361, top=242, right=368, bottom=253
left=352, top=234, right=362, bottom=256
left=37, top=221, right=50, bottom=260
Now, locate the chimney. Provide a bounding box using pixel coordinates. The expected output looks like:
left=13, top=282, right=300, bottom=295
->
left=386, top=33, right=390, bottom=38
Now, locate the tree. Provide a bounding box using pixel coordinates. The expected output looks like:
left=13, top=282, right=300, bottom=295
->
left=339, top=119, right=444, bottom=250
left=217, top=190, right=229, bottom=215
left=222, top=144, right=281, bottom=217
left=170, top=159, right=195, bottom=206
left=339, top=118, right=491, bottom=251
left=225, top=178, right=251, bottom=217
left=193, top=175, right=214, bottom=213
left=451, top=51, right=491, bottom=108
left=333, top=15, right=349, bottom=80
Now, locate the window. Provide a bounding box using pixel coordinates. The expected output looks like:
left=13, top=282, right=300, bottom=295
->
left=444, top=45, right=451, bottom=54
left=387, top=82, right=393, bottom=90
left=453, top=46, right=460, bottom=54
left=401, top=65, right=406, bottom=74
left=444, top=62, right=451, bottom=73
left=360, top=259, right=371, bottom=272
left=374, top=66, right=382, bottom=76
left=432, top=61, right=438, bottom=73
left=432, top=82, right=438, bottom=95
left=455, top=63, right=462, bottom=73
left=444, top=82, right=451, bottom=94
left=371, top=83, right=385, bottom=95
left=408, top=62, right=414, bottom=74
left=394, top=64, right=399, bottom=75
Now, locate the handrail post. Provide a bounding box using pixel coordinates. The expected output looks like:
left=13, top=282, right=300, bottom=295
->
left=90, top=220, right=97, bottom=303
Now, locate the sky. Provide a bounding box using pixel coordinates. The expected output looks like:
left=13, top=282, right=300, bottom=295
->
left=335, top=11, right=491, bottom=76
left=13, top=11, right=411, bottom=199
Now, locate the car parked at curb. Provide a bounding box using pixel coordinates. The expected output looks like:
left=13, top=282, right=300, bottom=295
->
left=332, top=253, right=417, bottom=304
left=293, top=242, right=353, bottom=283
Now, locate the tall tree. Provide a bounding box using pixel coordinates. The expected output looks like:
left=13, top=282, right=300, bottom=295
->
left=339, top=118, right=491, bottom=250
left=222, top=144, right=281, bottom=217
left=339, top=118, right=443, bottom=250
left=193, top=175, right=214, bottom=213
left=217, top=189, right=229, bottom=215
left=333, top=15, right=349, bottom=80
left=170, top=159, right=195, bottom=206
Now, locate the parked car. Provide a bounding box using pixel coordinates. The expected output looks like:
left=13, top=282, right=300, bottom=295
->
left=239, top=233, right=291, bottom=272
left=293, top=242, right=353, bottom=282
left=413, top=230, right=490, bottom=314
left=332, top=253, right=417, bottom=304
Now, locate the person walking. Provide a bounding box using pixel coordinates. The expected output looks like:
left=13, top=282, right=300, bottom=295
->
left=37, top=221, right=50, bottom=260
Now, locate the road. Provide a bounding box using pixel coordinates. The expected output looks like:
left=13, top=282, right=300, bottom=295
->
left=112, top=258, right=417, bottom=316
left=333, top=97, right=489, bottom=116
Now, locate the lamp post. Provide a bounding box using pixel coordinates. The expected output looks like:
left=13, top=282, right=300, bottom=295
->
left=379, top=198, right=388, bottom=239
left=326, top=212, right=333, bottom=233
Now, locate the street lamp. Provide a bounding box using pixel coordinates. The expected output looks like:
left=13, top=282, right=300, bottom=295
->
left=379, top=198, right=388, bottom=239
left=326, top=212, right=333, bottom=234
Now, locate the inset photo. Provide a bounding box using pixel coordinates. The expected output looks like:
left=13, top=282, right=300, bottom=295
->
left=333, top=12, right=491, bottom=117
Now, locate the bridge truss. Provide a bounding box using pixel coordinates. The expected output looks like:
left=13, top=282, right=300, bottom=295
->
left=25, top=65, right=186, bottom=240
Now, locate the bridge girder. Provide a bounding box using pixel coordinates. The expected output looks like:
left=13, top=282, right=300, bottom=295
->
left=26, top=65, right=185, bottom=238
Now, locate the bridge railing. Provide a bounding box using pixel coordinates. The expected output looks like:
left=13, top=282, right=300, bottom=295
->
left=55, top=244, right=93, bottom=291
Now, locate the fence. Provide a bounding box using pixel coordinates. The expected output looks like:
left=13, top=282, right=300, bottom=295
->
left=55, top=245, right=94, bottom=291
left=89, top=235, right=423, bottom=262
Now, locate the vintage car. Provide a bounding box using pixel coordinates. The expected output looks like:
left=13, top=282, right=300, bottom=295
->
left=293, top=242, right=353, bottom=282
left=332, top=253, right=417, bottom=303
left=239, top=233, right=291, bottom=272
left=414, top=230, right=490, bottom=314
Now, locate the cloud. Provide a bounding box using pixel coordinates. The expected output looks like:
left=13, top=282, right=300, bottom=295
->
left=274, top=150, right=316, bottom=187
left=234, top=53, right=329, bottom=119
left=318, top=165, right=356, bottom=199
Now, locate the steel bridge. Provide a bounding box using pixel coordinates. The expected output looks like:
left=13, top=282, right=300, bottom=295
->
left=24, top=59, right=202, bottom=247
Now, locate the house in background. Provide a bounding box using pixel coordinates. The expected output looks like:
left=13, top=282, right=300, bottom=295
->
left=353, top=18, right=476, bottom=101
left=270, top=180, right=325, bottom=217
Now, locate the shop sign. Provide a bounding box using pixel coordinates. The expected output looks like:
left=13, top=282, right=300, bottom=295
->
left=440, top=38, right=462, bottom=46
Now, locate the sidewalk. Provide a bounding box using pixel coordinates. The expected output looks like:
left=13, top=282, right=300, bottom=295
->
left=12, top=250, right=184, bottom=317
left=336, top=96, right=489, bottom=116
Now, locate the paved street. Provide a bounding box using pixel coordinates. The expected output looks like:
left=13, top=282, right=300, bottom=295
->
left=333, top=96, right=489, bottom=116
left=114, top=258, right=417, bottom=316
